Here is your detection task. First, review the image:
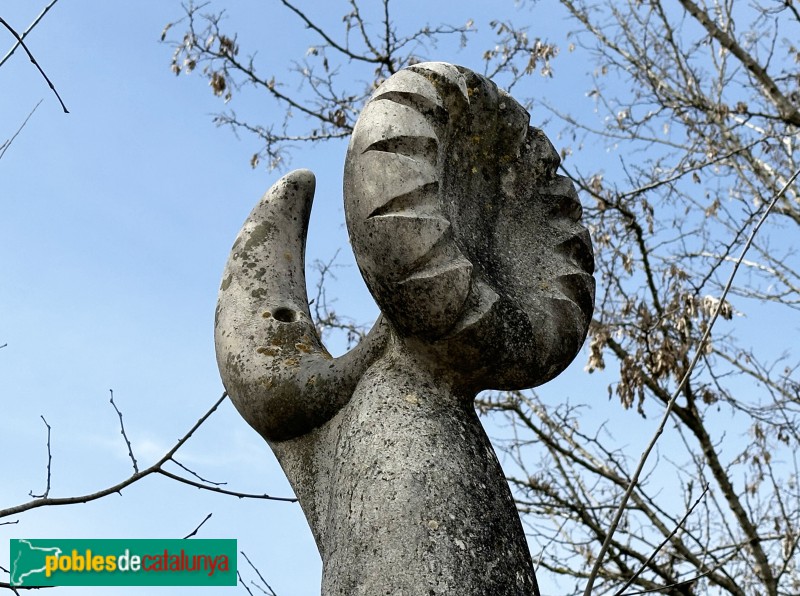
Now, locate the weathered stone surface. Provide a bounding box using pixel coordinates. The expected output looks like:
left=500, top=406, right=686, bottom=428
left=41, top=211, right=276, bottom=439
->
left=215, top=62, right=595, bottom=595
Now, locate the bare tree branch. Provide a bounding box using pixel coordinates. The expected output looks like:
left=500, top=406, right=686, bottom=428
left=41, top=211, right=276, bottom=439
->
left=183, top=512, right=213, bottom=539
left=0, top=16, right=67, bottom=113
left=0, top=393, right=296, bottom=520
left=0, top=101, right=42, bottom=161
left=171, top=458, right=227, bottom=486
left=0, top=0, right=60, bottom=69
left=240, top=550, right=278, bottom=596
left=675, top=0, right=800, bottom=126
left=155, top=468, right=295, bottom=503
left=28, top=416, right=51, bottom=500
left=583, top=167, right=800, bottom=595
left=108, top=389, right=138, bottom=474
left=614, top=484, right=709, bottom=595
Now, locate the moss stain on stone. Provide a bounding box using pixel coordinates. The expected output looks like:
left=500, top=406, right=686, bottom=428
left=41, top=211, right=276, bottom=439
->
left=242, top=220, right=276, bottom=256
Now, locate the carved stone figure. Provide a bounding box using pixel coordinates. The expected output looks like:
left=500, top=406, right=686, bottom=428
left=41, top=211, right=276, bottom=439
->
left=215, top=62, right=595, bottom=595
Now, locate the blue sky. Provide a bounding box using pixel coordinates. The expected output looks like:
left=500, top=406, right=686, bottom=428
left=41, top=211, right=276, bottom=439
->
left=0, top=1, right=732, bottom=594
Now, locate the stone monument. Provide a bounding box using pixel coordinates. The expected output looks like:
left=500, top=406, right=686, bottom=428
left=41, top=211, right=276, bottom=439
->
left=215, top=62, right=595, bottom=595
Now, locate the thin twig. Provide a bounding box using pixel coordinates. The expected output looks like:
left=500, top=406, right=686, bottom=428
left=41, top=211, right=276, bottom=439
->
left=676, top=0, right=800, bottom=126
left=0, top=392, right=295, bottom=519
left=28, top=416, right=52, bottom=499
left=0, top=101, right=42, bottom=162
left=155, top=469, right=296, bottom=502
left=620, top=561, right=723, bottom=595
left=241, top=551, right=278, bottom=596
left=109, top=389, right=138, bottom=474
left=171, top=458, right=227, bottom=486
left=0, top=16, right=68, bottom=113
left=238, top=570, right=256, bottom=596
left=278, top=0, right=383, bottom=66
left=582, top=166, right=800, bottom=596
left=0, top=0, right=61, bottom=69
left=614, top=484, right=710, bottom=595
left=248, top=582, right=270, bottom=595
left=183, top=512, right=212, bottom=538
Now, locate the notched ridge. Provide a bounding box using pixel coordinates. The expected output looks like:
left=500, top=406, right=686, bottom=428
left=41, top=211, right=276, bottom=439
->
left=399, top=254, right=472, bottom=284
left=368, top=212, right=449, bottom=226
left=548, top=192, right=583, bottom=221
left=367, top=181, right=440, bottom=219
left=373, top=90, right=446, bottom=123
left=399, top=233, right=460, bottom=283
left=446, top=279, right=501, bottom=337
left=555, top=233, right=594, bottom=274
left=363, top=135, right=438, bottom=161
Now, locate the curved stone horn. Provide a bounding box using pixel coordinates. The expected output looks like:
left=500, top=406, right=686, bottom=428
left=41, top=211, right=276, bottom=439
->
left=214, top=169, right=388, bottom=442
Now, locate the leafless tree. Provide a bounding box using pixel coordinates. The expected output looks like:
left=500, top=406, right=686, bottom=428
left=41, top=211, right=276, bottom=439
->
left=163, top=1, right=800, bottom=594
left=505, top=1, right=800, bottom=594
left=163, top=0, right=555, bottom=170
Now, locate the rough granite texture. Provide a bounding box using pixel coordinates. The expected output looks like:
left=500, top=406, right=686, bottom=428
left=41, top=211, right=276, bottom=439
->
left=215, top=62, right=595, bottom=595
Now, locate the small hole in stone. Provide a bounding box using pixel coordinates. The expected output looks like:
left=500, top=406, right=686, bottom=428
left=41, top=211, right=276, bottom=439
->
left=273, top=307, right=297, bottom=323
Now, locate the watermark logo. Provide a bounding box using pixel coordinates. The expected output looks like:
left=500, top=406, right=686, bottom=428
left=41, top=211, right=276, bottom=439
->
left=9, top=539, right=237, bottom=586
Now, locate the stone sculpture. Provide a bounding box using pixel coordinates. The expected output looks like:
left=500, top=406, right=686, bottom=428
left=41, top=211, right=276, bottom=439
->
left=215, top=62, right=595, bottom=595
